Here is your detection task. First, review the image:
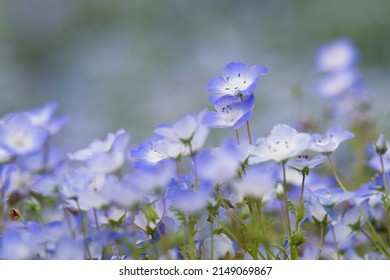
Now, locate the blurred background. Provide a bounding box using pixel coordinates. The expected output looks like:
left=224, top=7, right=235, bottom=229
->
left=0, top=0, right=389, bottom=152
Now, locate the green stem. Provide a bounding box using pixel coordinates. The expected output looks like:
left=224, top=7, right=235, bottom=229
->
left=93, top=208, right=100, bottom=232
left=295, top=173, right=306, bottom=231
left=188, top=143, right=198, bottom=189
left=187, top=215, right=198, bottom=260
left=379, top=154, right=390, bottom=242
left=176, top=159, right=181, bottom=186
left=235, top=129, right=240, bottom=145
left=76, top=200, right=92, bottom=259
left=282, top=163, right=292, bottom=259
left=316, top=226, right=325, bottom=260
left=330, top=222, right=340, bottom=260
left=327, top=154, right=390, bottom=258
left=307, top=240, right=335, bottom=260
left=246, top=121, right=252, bottom=145
left=327, top=155, right=347, bottom=192
left=210, top=219, right=214, bottom=260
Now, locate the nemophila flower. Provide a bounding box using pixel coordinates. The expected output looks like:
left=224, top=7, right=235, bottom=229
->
left=207, top=62, right=267, bottom=102
left=316, top=69, right=361, bottom=99
left=307, top=187, right=354, bottom=208
left=133, top=200, right=165, bottom=232
left=368, top=135, right=390, bottom=172
left=18, top=146, right=64, bottom=173
left=51, top=238, right=85, bottom=260
left=68, top=129, right=130, bottom=174
left=100, top=175, right=144, bottom=208
left=167, top=182, right=213, bottom=214
left=0, top=113, right=48, bottom=157
left=31, top=174, right=58, bottom=197
left=287, top=155, right=326, bottom=174
left=248, top=124, right=312, bottom=164
left=374, top=134, right=387, bottom=155
left=315, top=37, right=359, bottom=73
left=0, top=164, right=16, bottom=198
left=196, top=139, right=242, bottom=184
left=200, top=234, right=235, bottom=260
left=354, top=181, right=386, bottom=221
left=154, top=110, right=209, bottom=156
left=125, top=159, right=175, bottom=194
left=232, top=165, right=275, bottom=202
left=310, top=128, right=354, bottom=154
left=203, top=94, right=255, bottom=130
left=24, top=101, right=68, bottom=135
left=324, top=220, right=357, bottom=251
left=59, top=167, right=109, bottom=211
left=0, top=146, right=13, bottom=163
left=130, top=135, right=186, bottom=165
left=304, top=195, right=329, bottom=223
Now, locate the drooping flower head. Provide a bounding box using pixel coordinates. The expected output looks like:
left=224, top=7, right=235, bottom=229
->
left=249, top=124, right=312, bottom=164
left=287, top=155, right=326, bottom=175
left=207, top=62, right=267, bottom=103
left=203, top=94, right=255, bottom=130
left=310, top=128, right=354, bottom=154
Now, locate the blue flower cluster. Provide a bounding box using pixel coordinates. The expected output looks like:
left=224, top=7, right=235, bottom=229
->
left=0, top=41, right=389, bottom=260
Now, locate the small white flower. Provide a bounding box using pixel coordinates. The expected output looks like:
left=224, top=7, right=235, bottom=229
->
left=249, top=124, right=311, bottom=164
left=310, top=128, right=354, bottom=154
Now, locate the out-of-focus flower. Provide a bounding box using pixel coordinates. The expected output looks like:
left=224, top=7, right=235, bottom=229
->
left=249, top=124, right=311, bottom=164
left=203, top=94, right=255, bottom=130
left=24, top=101, right=68, bottom=135
left=68, top=129, right=130, bottom=174
left=167, top=182, right=213, bottom=214
left=315, top=37, right=359, bottom=73
left=317, top=69, right=361, bottom=99
left=207, top=62, right=267, bottom=103
left=200, top=234, right=235, bottom=260
left=196, top=139, right=242, bottom=185
left=232, top=165, right=275, bottom=202
left=310, top=128, right=354, bottom=154
left=154, top=110, right=209, bottom=156
left=0, top=113, right=48, bottom=157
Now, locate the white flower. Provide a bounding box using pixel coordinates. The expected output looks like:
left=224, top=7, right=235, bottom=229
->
left=248, top=124, right=311, bottom=164
left=68, top=129, right=130, bottom=173
left=200, top=234, right=235, bottom=260
left=310, top=128, right=354, bottom=154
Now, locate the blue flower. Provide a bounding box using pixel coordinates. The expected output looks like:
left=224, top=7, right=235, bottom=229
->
left=316, top=69, right=361, bottom=99
left=68, top=129, right=130, bottom=174
left=207, top=62, right=267, bottom=102
left=203, top=94, right=255, bottom=130
left=24, top=101, right=68, bottom=135
left=287, top=155, right=326, bottom=174
left=315, top=37, right=359, bottom=73
left=196, top=139, right=243, bottom=185
left=154, top=110, right=209, bottom=156
left=130, top=135, right=186, bottom=165
left=200, top=234, right=235, bottom=260
left=0, top=113, right=48, bottom=157
left=304, top=195, right=329, bottom=223
left=310, top=128, right=354, bottom=154
left=249, top=124, right=312, bottom=164
left=167, top=182, right=213, bottom=214
left=232, top=165, right=275, bottom=202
